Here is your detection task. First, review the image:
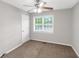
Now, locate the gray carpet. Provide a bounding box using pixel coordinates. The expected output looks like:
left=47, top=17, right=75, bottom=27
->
left=2, top=40, right=78, bottom=58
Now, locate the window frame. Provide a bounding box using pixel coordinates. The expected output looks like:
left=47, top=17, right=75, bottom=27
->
left=33, top=15, right=54, bottom=33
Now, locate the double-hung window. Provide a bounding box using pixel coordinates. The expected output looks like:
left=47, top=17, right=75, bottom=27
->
left=34, top=15, right=54, bottom=33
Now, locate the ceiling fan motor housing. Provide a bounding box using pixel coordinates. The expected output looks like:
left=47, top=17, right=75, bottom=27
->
left=36, top=0, right=41, bottom=3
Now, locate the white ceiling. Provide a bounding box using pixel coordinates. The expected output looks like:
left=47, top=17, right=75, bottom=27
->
left=1, top=0, right=79, bottom=11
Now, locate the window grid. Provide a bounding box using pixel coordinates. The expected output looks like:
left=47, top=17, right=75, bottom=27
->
left=34, top=15, right=54, bottom=33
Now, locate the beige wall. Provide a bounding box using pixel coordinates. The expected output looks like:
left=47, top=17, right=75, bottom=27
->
left=30, top=9, right=72, bottom=46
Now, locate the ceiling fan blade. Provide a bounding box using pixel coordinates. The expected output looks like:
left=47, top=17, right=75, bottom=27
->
left=42, top=7, right=53, bottom=10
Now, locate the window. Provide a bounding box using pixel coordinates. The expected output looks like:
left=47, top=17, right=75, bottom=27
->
left=33, top=15, right=54, bottom=33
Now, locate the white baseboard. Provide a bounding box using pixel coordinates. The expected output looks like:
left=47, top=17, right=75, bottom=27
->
left=0, top=42, right=25, bottom=57
left=32, top=39, right=72, bottom=46
left=72, top=46, right=79, bottom=57
left=5, top=42, right=23, bottom=54
left=0, top=53, right=4, bottom=57
left=5, top=40, right=30, bottom=54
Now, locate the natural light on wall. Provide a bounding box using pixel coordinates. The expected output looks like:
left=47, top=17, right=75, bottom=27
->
left=33, top=15, right=54, bottom=33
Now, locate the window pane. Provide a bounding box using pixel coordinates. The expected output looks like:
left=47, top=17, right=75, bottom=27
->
left=44, top=17, right=53, bottom=24
left=44, top=25, right=53, bottom=30
left=35, top=17, right=42, bottom=24
left=35, top=25, right=42, bottom=31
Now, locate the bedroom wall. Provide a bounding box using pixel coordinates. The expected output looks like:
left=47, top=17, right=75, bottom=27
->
left=0, top=1, right=28, bottom=56
left=30, top=9, right=72, bottom=46
left=72, top=2, right=79, bottom=56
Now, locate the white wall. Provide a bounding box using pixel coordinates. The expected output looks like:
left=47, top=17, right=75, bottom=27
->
left=72, top=2, right=79, bottom=56
left=30, top=9, right=72, bottom=46
left=0, top=1, right=29, bottom=56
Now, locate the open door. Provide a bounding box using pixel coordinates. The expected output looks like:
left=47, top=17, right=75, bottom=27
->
left=22, top=14, right=29, bottom=43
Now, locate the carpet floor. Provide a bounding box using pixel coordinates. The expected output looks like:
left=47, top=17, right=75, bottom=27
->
left=2, top=40, right=78, bottom=58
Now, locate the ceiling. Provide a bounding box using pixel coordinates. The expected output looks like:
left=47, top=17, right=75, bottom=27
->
left=1, top=0, right=79, bottom=12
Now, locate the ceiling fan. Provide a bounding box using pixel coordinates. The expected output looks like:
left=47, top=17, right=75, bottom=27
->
left=24, top=0, right=53, bottom=13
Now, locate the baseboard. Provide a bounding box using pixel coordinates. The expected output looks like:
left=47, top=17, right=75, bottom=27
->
left=72, top=46, right=79, bottom=57
left=0, top=54, right=4, bottom=58
left=0, top=54, right=6, bottom=58
left=0, top=42, right=24, bottom=57
left=5, top=42, right=23, bottom=54
left=5, top=40, right=30, bottom=54
left=32, top=39, right=72, bottom=47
